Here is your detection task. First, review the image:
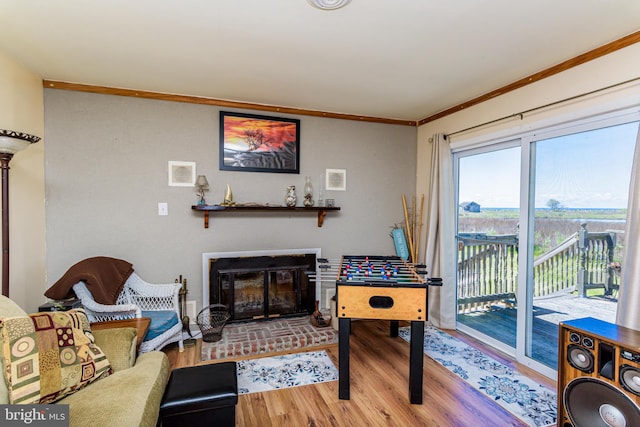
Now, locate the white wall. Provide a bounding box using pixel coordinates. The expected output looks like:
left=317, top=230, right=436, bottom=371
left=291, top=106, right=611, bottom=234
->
left=416, top=43, right=640, bottom=260
left=0, top=50, right=46, bottom=312
left=44, top=90, right=417, bottom=312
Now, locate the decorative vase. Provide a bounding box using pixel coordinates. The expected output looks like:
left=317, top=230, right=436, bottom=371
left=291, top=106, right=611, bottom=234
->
left=303, top=176, right=314, bottom=207
left=285, top=185, right=297, bottom=207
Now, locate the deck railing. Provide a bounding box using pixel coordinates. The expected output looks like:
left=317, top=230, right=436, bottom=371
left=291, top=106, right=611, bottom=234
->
left=531, top=233, right=580, bottom=297
left=457, top=233, right=518, bottom=313
left=457, top=223, right=619, bottom=313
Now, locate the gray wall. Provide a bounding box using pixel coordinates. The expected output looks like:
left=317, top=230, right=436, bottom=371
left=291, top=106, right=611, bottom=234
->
left=44, top=89, right=417, bottom=311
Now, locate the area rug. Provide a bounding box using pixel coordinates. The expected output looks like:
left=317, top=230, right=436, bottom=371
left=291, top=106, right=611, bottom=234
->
left=398, top=325, right=556, bottom=427
left=236, top=350, right=339, bottom=395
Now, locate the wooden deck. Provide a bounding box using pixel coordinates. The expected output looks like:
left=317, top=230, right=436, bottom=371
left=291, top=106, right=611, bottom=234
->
left=457, top=291, right=617, bottom=368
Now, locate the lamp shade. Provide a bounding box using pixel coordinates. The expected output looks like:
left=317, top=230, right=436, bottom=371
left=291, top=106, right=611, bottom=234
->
left=0, top=129, right=41, bottom=154
left=196, top=175, right=209, bottom=190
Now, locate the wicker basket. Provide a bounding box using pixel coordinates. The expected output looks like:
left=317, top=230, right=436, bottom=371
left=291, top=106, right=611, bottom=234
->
left=196, top=304, right=230, bottom=342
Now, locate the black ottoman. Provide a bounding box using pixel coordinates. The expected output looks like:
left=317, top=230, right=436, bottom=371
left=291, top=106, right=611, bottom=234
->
left=160, top=361, right=238, bottom=427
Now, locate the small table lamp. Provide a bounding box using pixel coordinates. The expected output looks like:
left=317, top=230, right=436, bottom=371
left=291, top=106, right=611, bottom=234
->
left=196, top=175, right=209, bottom=205
left=0, top=129, right=41, bottom=297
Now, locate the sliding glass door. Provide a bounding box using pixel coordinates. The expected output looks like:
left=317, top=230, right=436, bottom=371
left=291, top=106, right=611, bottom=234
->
left=455, top=143, right=521, bottom=353
left=454, top=114, right=638, bottom=376
left=523, top=121, right=637, bottom=370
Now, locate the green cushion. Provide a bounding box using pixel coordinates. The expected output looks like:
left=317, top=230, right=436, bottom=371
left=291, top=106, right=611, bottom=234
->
left=0, top=295, right=28, bottom=404
left=0, top=295, right=27, bottom=318
left=92, top=327, right=137, bottom=372
left=57, top=351, right=170, bottom=427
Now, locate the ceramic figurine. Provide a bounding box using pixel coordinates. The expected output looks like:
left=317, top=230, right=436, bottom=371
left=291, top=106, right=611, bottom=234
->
left=221, top=184, right=235, bottom=206
left=285, top=185, right=297, bottom=207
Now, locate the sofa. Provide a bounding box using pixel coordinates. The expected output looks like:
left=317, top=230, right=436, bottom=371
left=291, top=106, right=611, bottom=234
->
left=0, top=295, right=170, bottom=427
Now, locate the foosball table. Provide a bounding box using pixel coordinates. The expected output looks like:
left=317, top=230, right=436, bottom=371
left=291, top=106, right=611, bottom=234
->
left=326, top=255, right=442, bottom=404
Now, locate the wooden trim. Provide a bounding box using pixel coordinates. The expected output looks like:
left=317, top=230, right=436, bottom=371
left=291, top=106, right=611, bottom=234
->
left=418, top=30, right=640, bottom=126
left=42, top=80, right=416, bottom=127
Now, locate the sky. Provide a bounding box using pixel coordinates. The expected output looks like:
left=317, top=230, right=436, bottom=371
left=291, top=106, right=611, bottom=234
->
left=458, top=121, right=639, bottom=209
left=222, top=115, right=298, bottom=152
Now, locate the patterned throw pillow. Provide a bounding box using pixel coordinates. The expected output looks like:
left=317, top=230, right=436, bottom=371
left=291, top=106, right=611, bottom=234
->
left=0, top=309, right=112, bottom=404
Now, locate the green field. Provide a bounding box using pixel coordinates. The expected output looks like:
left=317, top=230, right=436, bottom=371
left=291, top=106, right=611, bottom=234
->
left=459, top=208, right=627, bottom=220
left=458, top=208, right=627, bottom=260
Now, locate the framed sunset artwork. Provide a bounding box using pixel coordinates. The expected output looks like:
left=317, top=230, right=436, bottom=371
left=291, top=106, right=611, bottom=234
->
left=219, top=111, right=300, bottom=173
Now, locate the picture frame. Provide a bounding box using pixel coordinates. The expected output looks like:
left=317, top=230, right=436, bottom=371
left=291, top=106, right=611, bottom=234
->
left=219, top=111, right=300, bottom=173
left=168, top=161, right=196, bottom=187
left=325, top=168, right=347, bottom=191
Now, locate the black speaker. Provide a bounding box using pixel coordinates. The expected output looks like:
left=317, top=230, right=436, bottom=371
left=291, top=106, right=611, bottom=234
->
left=620, top=365, right=640, bottom=396
left=558, top=317, right=640, bottom=427
left=567, top=344, right=594, bottom=373
left=564, top=377, right=640, bottom=427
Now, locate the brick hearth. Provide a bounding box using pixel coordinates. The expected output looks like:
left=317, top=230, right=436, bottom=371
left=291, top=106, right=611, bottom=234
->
left=200, top=316, right=337, bottom=361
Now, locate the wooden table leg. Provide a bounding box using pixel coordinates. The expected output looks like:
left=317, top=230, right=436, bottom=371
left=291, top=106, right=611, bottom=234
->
left=409, top=320, right=424, bottom=404
left=339, top=317, right=351, bottom=400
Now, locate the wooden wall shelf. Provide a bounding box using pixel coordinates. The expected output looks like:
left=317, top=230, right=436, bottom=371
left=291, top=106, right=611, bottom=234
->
left=191, top=205, right=341, bottom=228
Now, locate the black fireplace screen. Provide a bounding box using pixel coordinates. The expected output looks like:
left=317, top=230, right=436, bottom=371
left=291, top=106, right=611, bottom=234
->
left=209, top=254, right=315, bottom=322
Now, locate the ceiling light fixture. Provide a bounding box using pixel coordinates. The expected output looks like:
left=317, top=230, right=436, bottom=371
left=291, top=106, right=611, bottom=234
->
left=307, top=0, right=351, bottom=10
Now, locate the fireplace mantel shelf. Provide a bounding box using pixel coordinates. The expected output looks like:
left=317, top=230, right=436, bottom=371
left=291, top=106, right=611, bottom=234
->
left=192, top=205, right=341, bottom=228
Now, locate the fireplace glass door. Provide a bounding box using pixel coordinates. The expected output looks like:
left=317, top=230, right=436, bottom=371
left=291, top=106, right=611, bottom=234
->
left=268, top=269, right=298, bottom=317
left=216, top=265, right=312, bottom=321
left=224, top=270, right=265, bottom=320
left=210, top=254, right=316, bottom=322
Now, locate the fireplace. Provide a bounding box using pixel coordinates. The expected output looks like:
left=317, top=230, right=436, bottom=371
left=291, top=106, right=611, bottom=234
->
left=202, top=249, right=321, bottom=322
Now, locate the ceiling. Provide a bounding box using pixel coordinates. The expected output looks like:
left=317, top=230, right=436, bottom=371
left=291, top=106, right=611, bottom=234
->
left=1, top=1, right=640, bottom=122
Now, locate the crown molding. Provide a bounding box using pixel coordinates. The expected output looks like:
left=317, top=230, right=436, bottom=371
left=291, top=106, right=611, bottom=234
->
left=42, top=81, right=417, bottom=127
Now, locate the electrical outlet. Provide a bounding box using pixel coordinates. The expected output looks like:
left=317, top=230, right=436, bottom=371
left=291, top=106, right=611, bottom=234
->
left=186, top=300, right=197, bottom=322
left=158, top=202, right=168, bottom=216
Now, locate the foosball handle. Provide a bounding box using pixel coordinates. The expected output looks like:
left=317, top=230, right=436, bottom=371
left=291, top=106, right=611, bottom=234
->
left=415, top=264, right=428, bottom=276
left=428, top=277, right=443, bottom=286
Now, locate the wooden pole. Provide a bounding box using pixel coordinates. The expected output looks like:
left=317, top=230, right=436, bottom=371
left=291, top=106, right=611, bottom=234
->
left=402, top=194, right=415, bottom=264
left=411, top=196, right=417, bottom=262
left=1, top=154, right=12, bottom=297
left=415, top=194, right=424, bottom=263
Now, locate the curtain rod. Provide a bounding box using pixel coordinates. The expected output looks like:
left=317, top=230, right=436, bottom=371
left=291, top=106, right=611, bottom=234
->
left=445, top=76, right=640, bottom=138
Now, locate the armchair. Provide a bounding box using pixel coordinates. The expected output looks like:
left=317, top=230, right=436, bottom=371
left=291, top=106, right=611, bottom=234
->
left=73, top=272, right=184, bottom=353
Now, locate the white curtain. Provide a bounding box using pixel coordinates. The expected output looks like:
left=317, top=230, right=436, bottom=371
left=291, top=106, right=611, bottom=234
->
left=425, top=133, right=457, bottom=329
left=616, top=124, right=640, bottom=331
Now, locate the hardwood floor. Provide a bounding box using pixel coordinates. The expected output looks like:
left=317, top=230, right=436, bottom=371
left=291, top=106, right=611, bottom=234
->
left=163, top=320, right=557, bottom=426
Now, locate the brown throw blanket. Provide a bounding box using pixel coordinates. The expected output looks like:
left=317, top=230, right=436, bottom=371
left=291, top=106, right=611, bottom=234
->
left=45, top=257, right=134, bottom=305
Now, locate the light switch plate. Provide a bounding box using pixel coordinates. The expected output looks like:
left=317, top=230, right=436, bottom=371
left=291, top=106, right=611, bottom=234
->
left=158, top=202, right=168, bottom=216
